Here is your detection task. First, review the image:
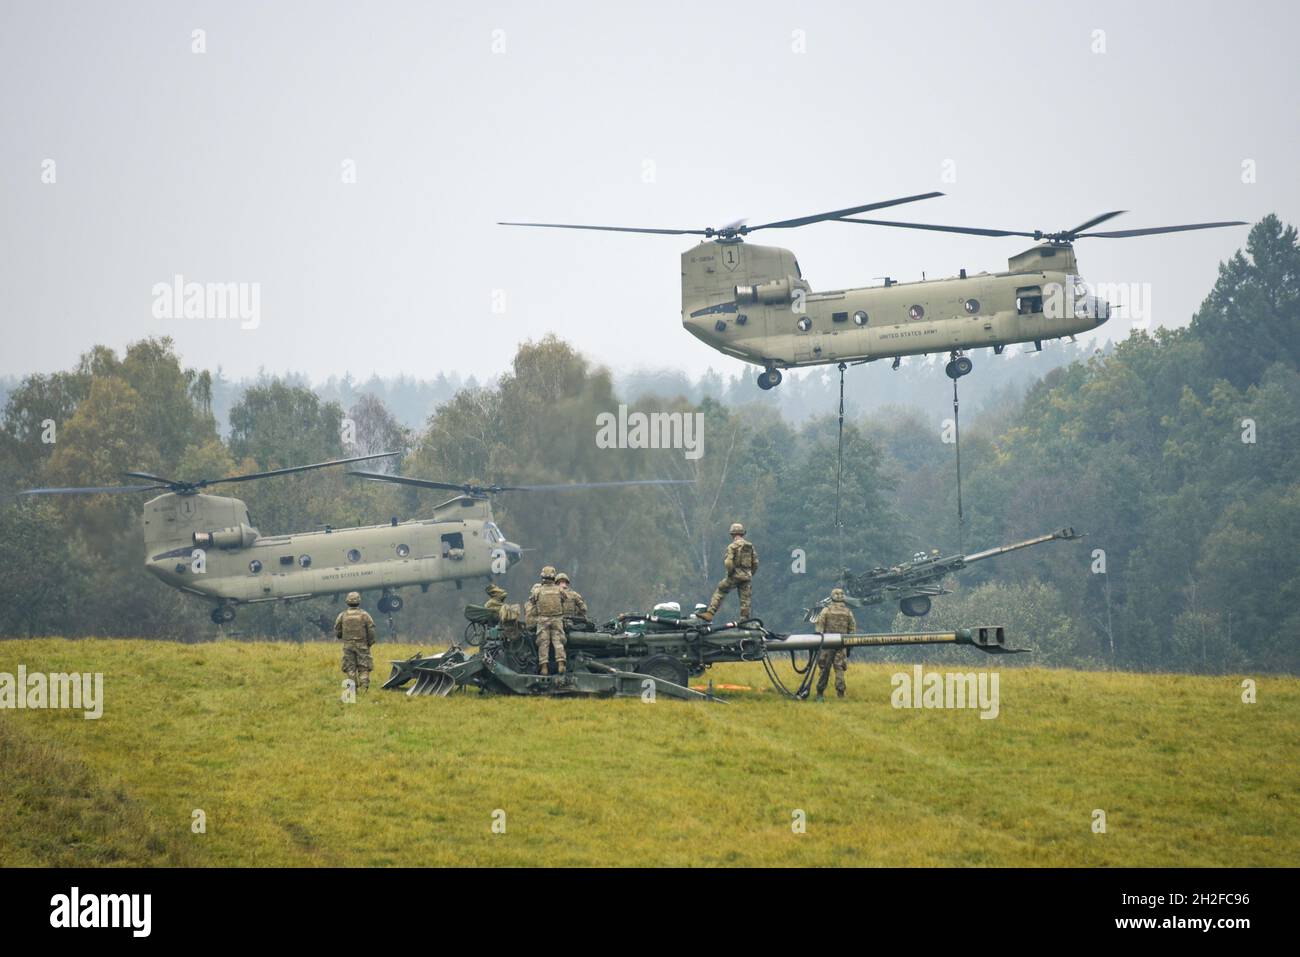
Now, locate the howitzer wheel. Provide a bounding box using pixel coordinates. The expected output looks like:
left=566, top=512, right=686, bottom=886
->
left=899, top=595, right=932, bottom=617
left=635, top=654, right=690, bottom=688
left=464, top=621, right=488, bottom=646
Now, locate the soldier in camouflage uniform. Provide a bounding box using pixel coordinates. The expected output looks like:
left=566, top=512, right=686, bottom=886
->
left=334, top=591, right=377, bottom=692
left=813, top=587, right=856, bottom=701
left=699, top=523, right=758, bottom=623
left=484, top=583, right=508, bottom=617
left=555, top=572, right=588, bottom=619
left=525, top=566, right=570, bottom=676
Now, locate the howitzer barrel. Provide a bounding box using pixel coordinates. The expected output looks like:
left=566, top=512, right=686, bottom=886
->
left=962, top=527, right=1078, bottom=564
left=768, top=626, right=1008, bottom=652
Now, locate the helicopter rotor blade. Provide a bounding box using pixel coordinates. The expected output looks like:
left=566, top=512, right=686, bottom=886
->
left=501, top=193, right=945, bottom=240
left=834, top=217, right=1039, bottom=238
left=202, top=451, right=401, bottom=488
left=498, top=479, right=697, bottom=492
left=1078, top=220, right=1248, bottom=239
left=497, top=222, right=708, bottom=236
left=747, top=192, right=945, bottom=232
left=348, top=472, right=472, bottom=493
left=14, top=484, right=168, bottom=497
left=121, top=470, right=179, bottom=485
left=1065, top=210, right=1127, bottom=236
left=348, top=473, right=694, bottom=495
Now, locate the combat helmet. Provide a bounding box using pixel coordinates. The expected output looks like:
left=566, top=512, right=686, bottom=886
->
left=555, top=572, right=570, bottom=584
left=830, top=587, right=846, bottom=602
left=346, top=591, right=362, bottom=606
left=486, top=583, right=507, bottom=599
left=540, top=565, right=557, bottom=581
left=729, top=522, right=746, bottom=536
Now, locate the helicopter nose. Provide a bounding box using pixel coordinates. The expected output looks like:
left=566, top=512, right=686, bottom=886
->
left=503, top=542, right=523, bottom=566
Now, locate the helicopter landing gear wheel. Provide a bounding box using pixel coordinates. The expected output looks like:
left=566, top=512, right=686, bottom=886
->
left=757, top=367, right=783, bottom=390
left=945, top=353, right=973, bottom=379
left=635, top=653, right=690, bottom=687
left=899, top=595, right=932, bottom=618
left=378, top=593, right=403, bottom=614
left=211, top=605, right=236, bottom=625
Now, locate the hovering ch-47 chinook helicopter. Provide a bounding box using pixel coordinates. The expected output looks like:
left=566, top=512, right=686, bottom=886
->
left=17, top=453, right=688, bottom=625
left=502, top=195, right=1245, bottom=388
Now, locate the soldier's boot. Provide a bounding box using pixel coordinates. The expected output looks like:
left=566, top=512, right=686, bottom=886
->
left=815, top=693, right=825, bottom=702
left=836, top=689, right=845, bottom=698
left=539, top=662, right=549, bottom=676
left=697, top=610, right=713, bottom=622
left=557, top=661, right=567, bottom=675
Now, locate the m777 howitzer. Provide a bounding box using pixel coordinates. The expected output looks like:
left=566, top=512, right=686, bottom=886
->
left=820, top=527, right=1082, bottom=619
left=383, top=606, right=1021, bottom=701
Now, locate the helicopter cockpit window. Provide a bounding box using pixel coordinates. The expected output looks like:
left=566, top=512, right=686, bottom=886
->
left=1016, top=286, right=1044, bottom=315
left=793, top=259, right=802, bottom=278
left=484, top=523, right=504, bottom=544
left=298, top=554, right=312, bottom=568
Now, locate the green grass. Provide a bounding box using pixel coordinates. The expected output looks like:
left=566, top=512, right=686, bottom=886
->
left=1, top=639, right=1297, bottom=867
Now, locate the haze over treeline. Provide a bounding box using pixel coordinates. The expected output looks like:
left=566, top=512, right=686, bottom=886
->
left=2, top=216, right=1297, bottom=674
left=0, top=339, right=1094, bottom=437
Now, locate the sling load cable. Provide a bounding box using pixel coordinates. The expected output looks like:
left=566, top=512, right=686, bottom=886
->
left=834, top=362, right=848, bottom=580
left=951, top=374, right=966, bottom=555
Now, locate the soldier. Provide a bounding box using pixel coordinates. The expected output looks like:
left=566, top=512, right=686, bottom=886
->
left=525, top=565, right=569, bottom=676
left=813, top=587, right=857, bottom=701
left=484, top=583, right=508, bottom=617
left=555, top=572, right=588, bottom=618
left=699, top=522, right=758, bottom=623
left=334, top=591, right=377, bottom=692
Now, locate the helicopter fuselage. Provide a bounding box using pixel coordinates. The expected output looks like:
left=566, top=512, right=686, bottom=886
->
left=680, top=239, right=1109, bottom=375
left=141, top=491, right=520, bottom=612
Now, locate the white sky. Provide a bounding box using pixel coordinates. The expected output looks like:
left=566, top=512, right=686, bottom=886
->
left=2, top=0, right=1296, bottom=383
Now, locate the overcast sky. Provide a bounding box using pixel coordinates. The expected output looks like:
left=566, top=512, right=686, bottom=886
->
left=2, top=0, right=1296, bottom=384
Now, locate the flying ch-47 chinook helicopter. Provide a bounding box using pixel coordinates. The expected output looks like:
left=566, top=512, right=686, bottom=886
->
left=17, top=454, right=688, bottom=625
left=502, top=195, right=1245, bottom=388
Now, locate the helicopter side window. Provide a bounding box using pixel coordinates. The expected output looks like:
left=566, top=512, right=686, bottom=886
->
left=1016, top=286, right=1044, bottom=315
left=441, top=532, right=465, bottom=560
left=298, top=554, right=312, bottom=568
left=346, top=548, right=362, bottom=564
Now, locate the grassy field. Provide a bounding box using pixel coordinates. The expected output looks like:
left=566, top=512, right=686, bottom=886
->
left=1, top=638, right=1297, bottom=867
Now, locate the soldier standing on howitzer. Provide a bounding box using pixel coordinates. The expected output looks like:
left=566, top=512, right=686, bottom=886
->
left=555, top=572, right=588, bottom=618
left=698, top=522, right=758, bottom=623
left=335, top=591, right=377, bottom=692
left=813, top=587, right=856, bottom=701
left=525, top=566, right=570, bottom=675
